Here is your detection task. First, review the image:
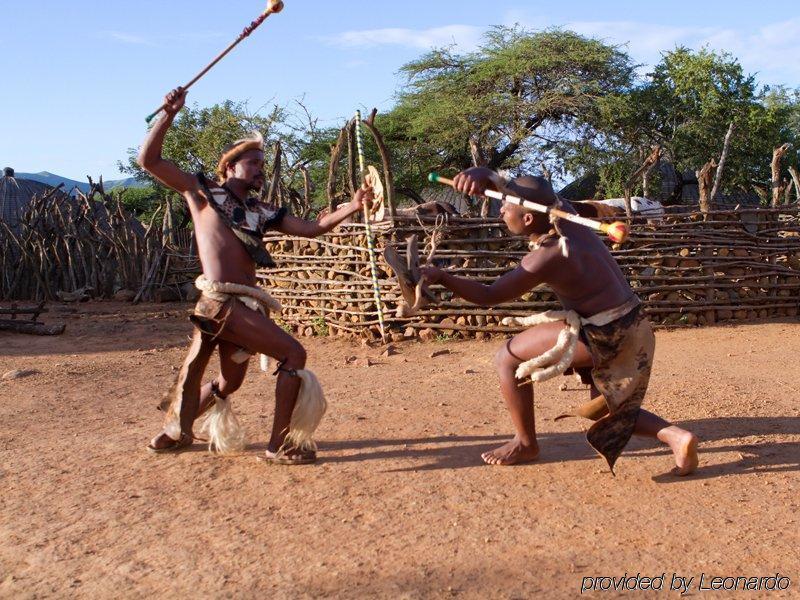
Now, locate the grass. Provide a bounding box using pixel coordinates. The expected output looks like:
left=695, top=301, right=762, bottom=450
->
left=312, top=316, right=329, bottom=337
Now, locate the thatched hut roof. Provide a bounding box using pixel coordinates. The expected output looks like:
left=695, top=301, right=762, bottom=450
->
left=558, top=173, right=600, bottom=201
left=1, top=168, right=148, bottom=238
left=1, top=168, right=66, bottom=230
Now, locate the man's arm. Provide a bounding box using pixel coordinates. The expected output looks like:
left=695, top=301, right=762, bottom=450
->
left=276, top=185, right=373, bottom=238
left=137, top=88, right=198, bottom=194
left=422, top=250, right=551, bottom=306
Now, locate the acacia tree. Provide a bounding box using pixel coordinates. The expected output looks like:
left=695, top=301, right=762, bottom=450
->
left=380, top=26, right=635, bottom=192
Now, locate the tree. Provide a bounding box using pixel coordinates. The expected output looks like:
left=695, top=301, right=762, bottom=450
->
left=381, top=26, right=635, bottom=192
left=575, top=48, right=799, bottom=201
left=117, top=186, right=162, bottom=221
left=120, top=99, right=334, bottom=215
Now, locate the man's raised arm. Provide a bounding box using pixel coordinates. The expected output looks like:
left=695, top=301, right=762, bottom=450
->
left=276, top=184, right=373, bottom=238
left=137, top=88, right=198, bottom=194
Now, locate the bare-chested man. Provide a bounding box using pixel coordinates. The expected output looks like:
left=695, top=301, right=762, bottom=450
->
left=140, top=88, right=373, bottom=463
left=421, top=168, right=698, bottom=475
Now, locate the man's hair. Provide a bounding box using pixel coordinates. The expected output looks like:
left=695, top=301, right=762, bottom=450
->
left=506, top=176, right=557, bottom=209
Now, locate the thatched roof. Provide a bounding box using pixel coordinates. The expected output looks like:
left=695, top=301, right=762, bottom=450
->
left=1, top=168, right=147, bottom=237
left=558, top=173, right=600, bottom=201
left=1, top=168, right=65, bottom=229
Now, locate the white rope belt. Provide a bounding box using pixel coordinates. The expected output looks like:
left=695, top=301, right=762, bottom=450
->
left=195, top=275, right=281, bottom=313
left=501, top=296, right=641, bottom=384
left=502, top=311, right=581, bottom=383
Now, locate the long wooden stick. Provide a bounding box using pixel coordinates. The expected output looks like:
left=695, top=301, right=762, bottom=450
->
left=354, top=110, right=387, bottom=342
left=145, top=0, right=285, bottom=123
left=428, top=172, right=629, bottom=243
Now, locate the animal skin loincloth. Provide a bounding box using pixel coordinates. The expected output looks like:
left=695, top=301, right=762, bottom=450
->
left=562, top=301, right=655, bottom=473
left=160, top=277, right=281, bottom=440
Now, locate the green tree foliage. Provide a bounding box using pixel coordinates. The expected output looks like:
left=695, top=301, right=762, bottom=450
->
left=116, top=186, right=161, bottom=221
left=585, top=48, right=799, bottom=197
left=121, top=100, right=288, bottom=182
left=120, top=99, right=335, bottom=214
left=119, top=34, right=799, bottom=208
left=381, top=26, right=634, bottom=191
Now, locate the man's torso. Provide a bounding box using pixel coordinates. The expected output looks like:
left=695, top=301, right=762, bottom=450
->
left=522, top=219, right=633, bottom=317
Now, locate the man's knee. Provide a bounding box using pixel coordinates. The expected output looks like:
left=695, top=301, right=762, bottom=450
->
left=284, top=342, right=307, bottom=369
left=494, top=342, right=519, bottom=372
left=217, top=374, right=244, bottom=396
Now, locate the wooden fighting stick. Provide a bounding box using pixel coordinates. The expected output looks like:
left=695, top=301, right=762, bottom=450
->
left=145, top=0, right=285, bottom=123
left=428, top=172, right=629, bottom=243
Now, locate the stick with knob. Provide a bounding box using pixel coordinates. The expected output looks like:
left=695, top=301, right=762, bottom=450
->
left=145, top=0, right=285, bottom=123
left=428, top=172, right=629, bottom=243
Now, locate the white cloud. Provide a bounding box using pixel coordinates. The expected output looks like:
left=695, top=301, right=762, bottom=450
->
left=505, top=10, right=800, bottom=84
left=344, top=59, right=369, bottom=70
left=705, top=17, right=800, bottom=82
left=99, top=30, right=224, bottom=47
left=173, top=31, right=226, bottom=43
left=325, top=16, right=800, bottom=85
left=324, top=25, right=482, bottom=50
left=566, top=21, right=718, bottom=60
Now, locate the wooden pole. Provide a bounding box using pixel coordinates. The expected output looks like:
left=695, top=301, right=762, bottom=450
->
left=428, top=173, right=629, bottom=243
left=354, top=111, right=387, bottom=342
left=145, top=0, right=285, bottom=122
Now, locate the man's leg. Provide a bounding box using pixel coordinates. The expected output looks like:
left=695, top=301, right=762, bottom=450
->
left=486, top=321, right=594, bottom=466
left=148, top=329, right=217, bottom=451
left=213, top=302, right=309, bottom=457
left=197, top=341, right=251, bottom=417
left=585, top=384, right=698, bottom=475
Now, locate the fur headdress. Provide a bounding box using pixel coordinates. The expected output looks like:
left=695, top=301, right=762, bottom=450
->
left=215, top=131, right=265, bottom=179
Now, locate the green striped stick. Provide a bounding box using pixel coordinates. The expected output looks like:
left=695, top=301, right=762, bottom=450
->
left=354, top=110, right=387, bottom=343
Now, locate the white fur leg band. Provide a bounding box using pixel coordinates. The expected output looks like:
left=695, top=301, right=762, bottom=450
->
left=280, top=369, right=327, bottom=453
left=199, top=394, right=247, bottom=455
left=501, top=310, right=581, bottom=383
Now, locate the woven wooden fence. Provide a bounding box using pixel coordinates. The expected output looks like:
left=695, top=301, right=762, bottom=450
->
left=0, top=186, right=195, bottom=302
left=258, top=206, right=800, bottom=340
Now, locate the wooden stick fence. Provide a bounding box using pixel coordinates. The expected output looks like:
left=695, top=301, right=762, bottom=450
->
left=5, top=182, right=800, bottom=340
left=258, top=207, right=800, bottom=339
left=0, top=184, right=198, bottom=302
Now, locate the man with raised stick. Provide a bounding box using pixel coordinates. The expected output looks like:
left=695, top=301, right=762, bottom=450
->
left=423, top=167, right=698, bottom=475
left=140, top=86, right=374, bottom=463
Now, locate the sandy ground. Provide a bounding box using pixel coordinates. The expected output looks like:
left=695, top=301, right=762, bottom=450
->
left=1, top=302, right=798, bottom=599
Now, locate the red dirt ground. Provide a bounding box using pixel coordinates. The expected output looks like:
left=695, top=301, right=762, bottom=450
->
left=1, top=302, right=798, bottom=598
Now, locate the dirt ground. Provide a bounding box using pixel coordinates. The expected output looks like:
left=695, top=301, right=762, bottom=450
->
left=1, top=302, right=798, bottom=599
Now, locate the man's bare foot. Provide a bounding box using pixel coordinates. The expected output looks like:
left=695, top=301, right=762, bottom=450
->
left=658, top=426, right=699, bottom=476
left=481, top=439, right=539, bottom=466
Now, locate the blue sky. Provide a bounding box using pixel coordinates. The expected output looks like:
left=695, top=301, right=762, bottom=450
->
left=2, top=1, right=798, bottom=181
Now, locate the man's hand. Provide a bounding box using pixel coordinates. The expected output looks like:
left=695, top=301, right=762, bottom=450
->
left=351, top=182, right=375, bottom=213
left=137, top=87, right=196, bottom=193
left=452, top=167, right=501, bottom=197
left=163, top=87, right=187, bottom=116
left=420, top=265, right=445, bottom=285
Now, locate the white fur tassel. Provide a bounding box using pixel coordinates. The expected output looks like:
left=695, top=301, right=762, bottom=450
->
left=501, top=310, right=581, bottom=383
left=199, top=396, right=247, bottom=455
left=280, top=369, right=327, bottom=453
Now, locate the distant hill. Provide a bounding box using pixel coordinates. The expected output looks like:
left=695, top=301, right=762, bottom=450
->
left=15, top=171, right=146, bottom=194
